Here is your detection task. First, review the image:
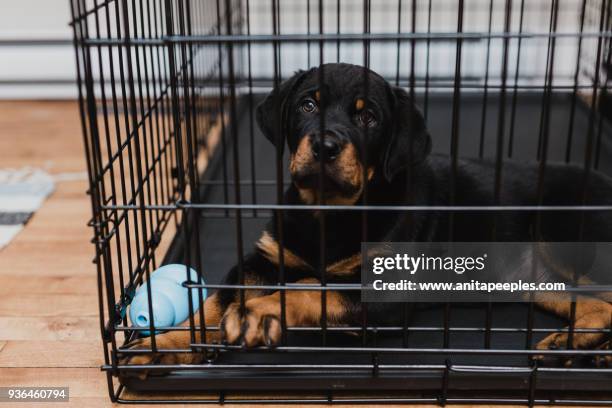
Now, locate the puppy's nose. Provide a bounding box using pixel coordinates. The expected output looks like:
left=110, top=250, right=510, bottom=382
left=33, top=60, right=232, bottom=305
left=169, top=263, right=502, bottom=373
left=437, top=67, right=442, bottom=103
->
left=311, top=135, right=341, bottom=162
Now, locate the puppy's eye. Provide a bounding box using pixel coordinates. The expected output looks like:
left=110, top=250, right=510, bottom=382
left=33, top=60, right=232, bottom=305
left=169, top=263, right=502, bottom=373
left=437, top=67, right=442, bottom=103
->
left=301, top=99, right=317, bottom=113
left=358, top=109, right=377, bottom=127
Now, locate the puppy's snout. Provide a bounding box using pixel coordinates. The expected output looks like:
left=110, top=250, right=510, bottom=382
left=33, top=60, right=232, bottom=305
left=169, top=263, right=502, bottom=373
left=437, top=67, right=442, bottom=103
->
left=311, top=133, right=342, bottom=163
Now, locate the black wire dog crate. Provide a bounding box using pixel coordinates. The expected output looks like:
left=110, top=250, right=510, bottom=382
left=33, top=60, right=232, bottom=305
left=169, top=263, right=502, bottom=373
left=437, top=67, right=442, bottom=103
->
left=72, top=0, right=612, bottom=404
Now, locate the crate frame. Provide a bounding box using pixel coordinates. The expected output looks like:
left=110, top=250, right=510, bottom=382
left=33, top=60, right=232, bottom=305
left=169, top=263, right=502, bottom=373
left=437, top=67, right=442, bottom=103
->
left=70, top=0, right=612, bottom=404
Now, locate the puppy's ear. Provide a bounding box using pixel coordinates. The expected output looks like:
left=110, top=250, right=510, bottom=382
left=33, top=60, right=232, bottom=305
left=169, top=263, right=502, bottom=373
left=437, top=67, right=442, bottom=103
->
left=256, top=70, right=309, bottom=153
left=381, top=86, right=432, bottom=182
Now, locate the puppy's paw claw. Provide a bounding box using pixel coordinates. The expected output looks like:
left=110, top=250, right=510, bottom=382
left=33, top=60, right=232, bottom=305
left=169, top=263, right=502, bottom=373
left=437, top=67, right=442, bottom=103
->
left=220, top=300, right=283, bottom=348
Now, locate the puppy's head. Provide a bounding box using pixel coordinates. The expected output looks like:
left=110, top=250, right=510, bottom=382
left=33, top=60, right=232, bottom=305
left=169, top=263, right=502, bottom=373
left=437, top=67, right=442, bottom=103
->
left=256, top=63, right=431, bottom=204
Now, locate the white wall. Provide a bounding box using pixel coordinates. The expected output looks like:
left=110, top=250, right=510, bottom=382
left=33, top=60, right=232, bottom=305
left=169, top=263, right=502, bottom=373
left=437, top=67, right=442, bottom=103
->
left=0, top=0, right=596, bottom=100
left=0, top=1, right=76, bottom=99
left=245, top=0, right=586, bottom=90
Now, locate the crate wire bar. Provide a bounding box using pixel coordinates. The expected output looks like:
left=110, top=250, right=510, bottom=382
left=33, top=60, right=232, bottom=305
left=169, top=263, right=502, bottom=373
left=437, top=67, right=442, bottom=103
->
left=71, top=0, right=612, bottom=404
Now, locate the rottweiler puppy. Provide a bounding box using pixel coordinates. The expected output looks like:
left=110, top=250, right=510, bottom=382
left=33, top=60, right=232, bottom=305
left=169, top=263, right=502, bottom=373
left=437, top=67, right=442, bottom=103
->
left=126, top=63, right=612, bottom=367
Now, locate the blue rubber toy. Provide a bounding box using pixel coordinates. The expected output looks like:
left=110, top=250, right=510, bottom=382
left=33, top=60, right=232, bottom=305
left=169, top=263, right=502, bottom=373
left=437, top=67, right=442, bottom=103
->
left=129, top=264, right=206, bottom=335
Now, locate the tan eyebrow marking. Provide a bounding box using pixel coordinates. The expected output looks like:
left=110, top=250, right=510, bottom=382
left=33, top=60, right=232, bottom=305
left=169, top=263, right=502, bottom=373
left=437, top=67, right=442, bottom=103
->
left=355, top=98, right=365, bottom=110
left=314, top=90, right=321, bottom=102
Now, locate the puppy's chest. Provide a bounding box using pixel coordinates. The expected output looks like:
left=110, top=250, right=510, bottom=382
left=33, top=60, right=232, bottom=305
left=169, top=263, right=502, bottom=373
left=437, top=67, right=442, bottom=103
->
left=285, top=224, right=364, bottom=278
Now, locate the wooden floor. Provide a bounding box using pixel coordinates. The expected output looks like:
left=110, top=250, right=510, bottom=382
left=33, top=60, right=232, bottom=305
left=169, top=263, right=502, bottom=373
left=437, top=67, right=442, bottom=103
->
left=0, top=101, right=548, bottom=408
left=0, top=101, right=111, bottom=406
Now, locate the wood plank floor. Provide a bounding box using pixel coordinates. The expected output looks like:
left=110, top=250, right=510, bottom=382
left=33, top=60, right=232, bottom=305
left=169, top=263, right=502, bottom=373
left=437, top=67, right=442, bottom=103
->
left=0, top=101, right=112, bottom=406
left=0, top=101, right=538, bottom=407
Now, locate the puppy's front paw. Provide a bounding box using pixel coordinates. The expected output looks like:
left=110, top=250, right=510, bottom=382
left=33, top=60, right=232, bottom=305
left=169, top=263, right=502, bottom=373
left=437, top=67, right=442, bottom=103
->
left=537, top=311, right=610, bottom=352
left=120, top=332, right=201, bottom=378
left=535, top=306, right=612, bottom=365
left=593, top=340, right=612, bottom=367
left=220, top=298, right=283, bottom=348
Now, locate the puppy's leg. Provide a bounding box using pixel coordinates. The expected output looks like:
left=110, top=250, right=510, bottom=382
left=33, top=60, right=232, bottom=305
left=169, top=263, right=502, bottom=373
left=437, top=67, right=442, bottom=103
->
left=124, top=292, right=224, bottom=367
left=122, top=252, right=278, bottom=368
left=536, top=295, right=612, bottom=351
left=221, top=278, right=351, bottom=347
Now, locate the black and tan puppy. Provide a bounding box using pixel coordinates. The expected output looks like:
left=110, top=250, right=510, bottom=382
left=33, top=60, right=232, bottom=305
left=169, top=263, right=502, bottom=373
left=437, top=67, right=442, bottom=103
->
left=126, top=63, right=612, bottom=366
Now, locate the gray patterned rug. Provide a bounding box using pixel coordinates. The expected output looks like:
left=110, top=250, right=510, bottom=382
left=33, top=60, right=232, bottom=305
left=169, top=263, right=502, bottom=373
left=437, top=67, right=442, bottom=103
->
left=0, top=168, right=54, bottom=249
